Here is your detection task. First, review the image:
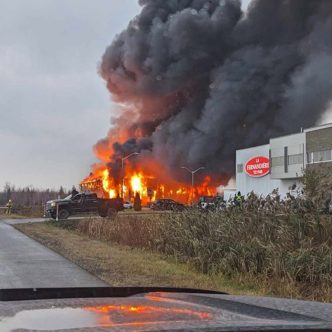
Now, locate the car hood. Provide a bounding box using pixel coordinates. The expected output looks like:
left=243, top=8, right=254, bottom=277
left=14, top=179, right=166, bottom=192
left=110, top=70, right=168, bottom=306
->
left=1, top=292, right=332, bottom=331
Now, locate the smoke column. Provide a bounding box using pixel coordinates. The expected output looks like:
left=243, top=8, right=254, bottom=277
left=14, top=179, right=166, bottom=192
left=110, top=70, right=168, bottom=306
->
left=95, top=0, right=332, bottom=185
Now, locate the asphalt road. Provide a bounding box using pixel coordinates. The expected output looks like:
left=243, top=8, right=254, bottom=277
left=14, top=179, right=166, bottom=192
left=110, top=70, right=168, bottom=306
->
left=3, top=217, right=47, bottom=225
left=0, top=218, right=107, bottom=288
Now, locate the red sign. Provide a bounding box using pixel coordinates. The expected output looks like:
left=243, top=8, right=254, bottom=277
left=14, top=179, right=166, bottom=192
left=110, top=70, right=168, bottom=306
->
left=245, top=156, right=270, bottom=177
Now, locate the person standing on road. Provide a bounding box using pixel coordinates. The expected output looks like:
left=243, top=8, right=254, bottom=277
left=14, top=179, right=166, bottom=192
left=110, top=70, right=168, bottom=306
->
left=6, top=199, right=13, bottom=214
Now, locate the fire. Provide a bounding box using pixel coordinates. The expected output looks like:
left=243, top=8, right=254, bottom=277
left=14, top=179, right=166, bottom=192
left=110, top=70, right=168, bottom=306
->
left=81, top=162, right=217, bottom=205
left=85, top=304, right=212, bottom=319
left=131, top=173, right=143, bottom=196
left=102, top=169, right=116, bottom=198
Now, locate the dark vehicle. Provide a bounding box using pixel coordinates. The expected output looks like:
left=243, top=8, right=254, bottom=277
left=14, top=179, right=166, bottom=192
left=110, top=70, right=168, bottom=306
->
left=150, top=198, right=185, bottom=211
left=198, top=196, right=225, bottom=210
left=1, top=287, right=332, bottom=331
left=198, top=195, right=215, bottom=209
left=46, top=193, right=124, bottom=220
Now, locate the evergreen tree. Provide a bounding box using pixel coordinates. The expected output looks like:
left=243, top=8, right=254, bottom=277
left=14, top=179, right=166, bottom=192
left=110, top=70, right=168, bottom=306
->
left=134, top=192, right=142, bottom=211
left=59, top=186, right=65, bottom=197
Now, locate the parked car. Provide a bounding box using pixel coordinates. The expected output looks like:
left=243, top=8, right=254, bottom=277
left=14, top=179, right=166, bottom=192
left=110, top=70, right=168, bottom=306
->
left=123, top=201, right=133, bottom=209
left=46, top=192, right=124, bottom=219
left=197, top=196, right=225, bottom=210
left=150, top=199, right=185, bottom=211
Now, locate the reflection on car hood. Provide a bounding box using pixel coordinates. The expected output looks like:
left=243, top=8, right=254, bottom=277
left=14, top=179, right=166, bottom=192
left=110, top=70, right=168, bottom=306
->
left=1, top=292, right=332, bottom=331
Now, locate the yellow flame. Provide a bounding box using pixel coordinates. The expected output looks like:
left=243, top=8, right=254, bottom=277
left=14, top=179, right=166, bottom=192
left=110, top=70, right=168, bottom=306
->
left=89, top=167, right=214, bottom=204
left=102, top=169, right=116, bottom=198
left=109, top=190, right=116, bottom=199
left=176, top=188, right=188, bottom=195
left=102, top=170, right=109, bottom=191
left=131, top=174, right=143, bottom=196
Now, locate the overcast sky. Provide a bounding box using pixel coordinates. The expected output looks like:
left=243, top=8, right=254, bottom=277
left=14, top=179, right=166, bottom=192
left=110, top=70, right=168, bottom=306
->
left=0, top=0, right=251, bottom=190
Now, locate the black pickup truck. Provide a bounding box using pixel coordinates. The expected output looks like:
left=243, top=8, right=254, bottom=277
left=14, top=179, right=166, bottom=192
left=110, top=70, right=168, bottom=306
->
left=46, top=193, right=124, bottom=220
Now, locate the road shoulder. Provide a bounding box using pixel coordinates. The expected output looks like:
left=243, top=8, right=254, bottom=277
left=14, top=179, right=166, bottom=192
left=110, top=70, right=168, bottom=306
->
left=0, top=222, right=106, bottom=288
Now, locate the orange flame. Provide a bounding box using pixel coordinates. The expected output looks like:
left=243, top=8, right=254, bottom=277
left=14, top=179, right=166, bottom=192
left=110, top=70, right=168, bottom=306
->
left=130, top=173, right=143, bottom=196
left=81, top=163, right=216, bottom=204
left=84, top=303, right=212, bottom=327
left=102, top=169, right=116, bottom=198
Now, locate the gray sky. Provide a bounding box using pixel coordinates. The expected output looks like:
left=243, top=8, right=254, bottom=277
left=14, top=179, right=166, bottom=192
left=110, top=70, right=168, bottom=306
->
left=0, top=0, right=141, bottom=190
left=0, top=0, right=251, bottom=190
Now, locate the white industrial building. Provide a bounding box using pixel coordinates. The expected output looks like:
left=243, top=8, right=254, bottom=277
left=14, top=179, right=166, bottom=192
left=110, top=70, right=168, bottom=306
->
left=236, top=123, right=332, bottom=198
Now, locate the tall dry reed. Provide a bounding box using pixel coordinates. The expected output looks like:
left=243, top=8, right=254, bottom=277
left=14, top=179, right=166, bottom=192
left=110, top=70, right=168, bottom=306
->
left=59, top=167, right=332, bottom=300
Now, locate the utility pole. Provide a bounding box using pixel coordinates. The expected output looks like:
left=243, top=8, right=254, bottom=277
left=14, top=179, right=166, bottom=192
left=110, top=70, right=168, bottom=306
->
left=56, top=194, right=60, bottom=221
left=181, top=166, right=205, bottom=204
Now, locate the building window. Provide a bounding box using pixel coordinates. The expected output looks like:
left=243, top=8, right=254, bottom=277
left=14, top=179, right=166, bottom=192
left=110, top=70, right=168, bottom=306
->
left=307, top=149, right=332, bottom=164
left=237, top=164, right=243, bottom=173
left=288, top=154, right=303, bottom=165
left=271, top=156, right=284, bottom=166
left=307, top=152, right=312, bottom=164
left=269, top=149, right=272, bottom=167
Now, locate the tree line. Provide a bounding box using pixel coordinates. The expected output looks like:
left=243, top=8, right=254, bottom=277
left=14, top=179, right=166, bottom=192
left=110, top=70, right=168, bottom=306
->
left=0, top=183, right=75, bottom=207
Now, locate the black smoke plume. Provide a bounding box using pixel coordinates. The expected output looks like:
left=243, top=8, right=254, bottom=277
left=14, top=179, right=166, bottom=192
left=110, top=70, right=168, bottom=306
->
left=97, top=0, right=332, bottom=184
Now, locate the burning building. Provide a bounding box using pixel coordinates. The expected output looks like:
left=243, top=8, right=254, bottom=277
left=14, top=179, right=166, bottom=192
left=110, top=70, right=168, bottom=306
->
left=81, top=0, right=332, bottom=203
left=81, top=162, right=215, bottom=205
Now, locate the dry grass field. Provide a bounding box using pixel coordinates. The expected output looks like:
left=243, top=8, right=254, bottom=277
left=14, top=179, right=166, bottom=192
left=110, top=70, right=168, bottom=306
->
left=16, top=221, right=267, bottom=297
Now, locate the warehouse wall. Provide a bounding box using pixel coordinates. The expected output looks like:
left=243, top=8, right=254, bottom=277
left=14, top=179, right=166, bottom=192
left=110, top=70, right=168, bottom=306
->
left=305, top=124, right=332, bottom=173
left=270, top=133, right=305, bottom=179
left=306, top=125, right=332, bottom=152
left=236, top=145, right=280, bottom=197
left=235, top=124, right=332, bottom=198
left=236, top=144, right=302, bottom=198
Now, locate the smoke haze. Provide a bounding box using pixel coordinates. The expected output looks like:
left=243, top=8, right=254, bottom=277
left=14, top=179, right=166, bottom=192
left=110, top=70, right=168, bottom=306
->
left=96, top=0, right=332, bottom=184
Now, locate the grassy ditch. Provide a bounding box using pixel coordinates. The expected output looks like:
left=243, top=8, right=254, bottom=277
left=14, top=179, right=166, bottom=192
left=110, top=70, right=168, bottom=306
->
left=0, top=206, right=44, bottom=219
left=0, top=213, right=28, bottom=220
left=15, top=221, right=264, bottom=296
left=58, top=198, right=332, bottom=302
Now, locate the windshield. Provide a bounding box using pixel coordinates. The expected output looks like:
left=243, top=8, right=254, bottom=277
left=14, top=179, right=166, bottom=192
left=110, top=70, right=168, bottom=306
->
left=1, top=0, right=332, bottom=308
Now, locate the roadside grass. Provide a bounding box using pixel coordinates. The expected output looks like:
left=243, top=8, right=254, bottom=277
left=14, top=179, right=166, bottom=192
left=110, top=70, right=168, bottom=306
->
left=0, top=208, right=169, bottom=220
left=0, top=213, right=30, bottom=220
left=118, top=209, right=173, bottom=217
left=0, top=206, right=43, bottom=219
left=15, top=221, right=266, bottom=296
left=58, top=209, right=332, bottom=302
